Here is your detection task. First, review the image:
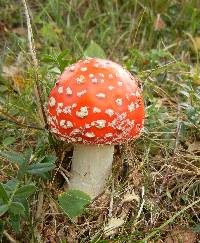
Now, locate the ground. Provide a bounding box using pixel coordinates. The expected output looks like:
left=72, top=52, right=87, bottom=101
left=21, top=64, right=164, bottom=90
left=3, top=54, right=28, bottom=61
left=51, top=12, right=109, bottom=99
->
left=0, top=0, right=200, bottom=242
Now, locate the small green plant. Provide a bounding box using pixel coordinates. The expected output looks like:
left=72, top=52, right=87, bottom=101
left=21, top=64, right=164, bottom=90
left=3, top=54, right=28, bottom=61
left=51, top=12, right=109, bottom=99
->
left=42, top=49, right=70, bottom=73
left=0, top=149, right=56, bottom=234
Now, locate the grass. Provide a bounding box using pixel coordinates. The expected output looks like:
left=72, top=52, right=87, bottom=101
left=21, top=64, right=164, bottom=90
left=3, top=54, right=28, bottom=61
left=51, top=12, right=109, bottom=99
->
left=0, top=0, right=200, bottom=242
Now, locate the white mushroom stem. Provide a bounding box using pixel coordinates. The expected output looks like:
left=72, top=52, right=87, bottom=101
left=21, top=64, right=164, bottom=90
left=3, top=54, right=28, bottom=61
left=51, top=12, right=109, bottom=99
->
left=68, top=144, right=114, bottom=199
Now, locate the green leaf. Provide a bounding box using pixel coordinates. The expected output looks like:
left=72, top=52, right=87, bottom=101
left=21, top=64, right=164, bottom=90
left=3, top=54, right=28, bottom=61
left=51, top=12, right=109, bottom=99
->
left=42, top=55, right=55, bottom=63
left=49, top=66, right=61, bottom=74
left=193, top=224, right=200, bottom=233
left=17, top=165, right=28, bottom=180
left=23, top=148, right=33, bottom=161
left=27, top=163, right=56, bottom=175
left=56, top=50, right=69, bottom=72
left=14, top=184, right=36, bottom=199
left=0, top=204, right=9, bottom=216
left=4, top=179, right=18, bottom=192
left=58, top=190, right=91, bottom=218
left=48, top=132, right=57, bottom=147
left=0, top=151, right=25, bottom=165
left=0, top=183, right=9, bottom=203
left=19, top=199, right=30, bottom=219
left=2, top=137, right=16, bottom=146
left=57, top=50, right=69, bottom=60
left=84, top=40, right=106, bottom=59
left=9, top=202, right=25, bottom=215
left=40, top=154, right=57, bottom=164
left=36, top=171, right=52, bottom=180
left=59, top=60, right=69, bottom=72
left=10, top=214, right=20, bottom=233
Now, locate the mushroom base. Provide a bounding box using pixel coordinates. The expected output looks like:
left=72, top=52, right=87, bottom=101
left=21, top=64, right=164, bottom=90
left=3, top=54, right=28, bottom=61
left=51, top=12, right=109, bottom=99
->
left=68, top=144, right=114, bottom=199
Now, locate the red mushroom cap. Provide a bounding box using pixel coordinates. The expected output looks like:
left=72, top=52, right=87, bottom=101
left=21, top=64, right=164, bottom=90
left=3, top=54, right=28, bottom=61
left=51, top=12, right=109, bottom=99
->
left=47, top=58, right=145, bottom=144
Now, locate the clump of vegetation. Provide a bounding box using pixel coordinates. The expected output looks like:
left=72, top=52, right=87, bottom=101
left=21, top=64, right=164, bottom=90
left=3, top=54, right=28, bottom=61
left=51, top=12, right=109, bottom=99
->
left=0, top=0, right=200, bottom=242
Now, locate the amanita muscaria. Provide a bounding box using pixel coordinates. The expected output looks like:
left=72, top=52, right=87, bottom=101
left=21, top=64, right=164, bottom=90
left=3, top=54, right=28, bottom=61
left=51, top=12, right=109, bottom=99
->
left=48, top=57, right=145, bottom=199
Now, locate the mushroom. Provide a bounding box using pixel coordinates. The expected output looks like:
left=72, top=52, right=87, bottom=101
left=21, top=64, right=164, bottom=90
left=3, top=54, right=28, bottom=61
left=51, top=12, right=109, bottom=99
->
left=47, top=58, right=145, bottom=199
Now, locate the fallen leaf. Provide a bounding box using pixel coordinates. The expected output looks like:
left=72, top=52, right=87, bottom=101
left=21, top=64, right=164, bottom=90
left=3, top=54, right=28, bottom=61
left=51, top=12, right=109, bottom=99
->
left=0, top=22, right=8, bottom=35
left=189, top=66, right=200, bottom=85
left=193, top=36, right=200, bottom=50
left=13, top=75, right=26, bottom=90
left=193, top=78, right=200, bottom=85
left=2, top=65, right=19, bottom=78
left=164, top=228, right=197, bottom=243
left=154, top=14, right=166, bottom=31
left=188, top=141, right=200, bottom=154
left=104, top=217, right=125, bottom=236
left=12, top=27, right=26, bottom=36
left=122, top=191, right=140, bottom=203
left=2, top=65, right=25, bottom=91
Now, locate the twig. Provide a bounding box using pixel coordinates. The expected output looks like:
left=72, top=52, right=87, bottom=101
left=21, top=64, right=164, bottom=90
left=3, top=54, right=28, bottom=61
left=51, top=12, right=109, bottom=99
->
left=174, top=104, right=182, bottom=153
left=60, top=170, right=70, bottom=185
left=35, top=190, right=44, bottom=220
left=108, top=180, right=114, bottom=218
left=119, top=144, right=129, bottom=181
left=21, top=0, right=47, bottom=128
left=135, top=186, right=145, bottom=221
left=3, top=230, right=18, bottom=243
left=0, top=107, right=45, bottom=131
left=51, top=150, right=65, bottom=185
left=142, top=61, right=177, bottom=81
left=60, top=166, right=71, bottom=177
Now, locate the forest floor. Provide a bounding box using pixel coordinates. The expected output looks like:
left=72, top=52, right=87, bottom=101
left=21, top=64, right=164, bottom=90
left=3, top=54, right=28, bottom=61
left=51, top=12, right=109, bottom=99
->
left=0, top=1, right=200, bottom=242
